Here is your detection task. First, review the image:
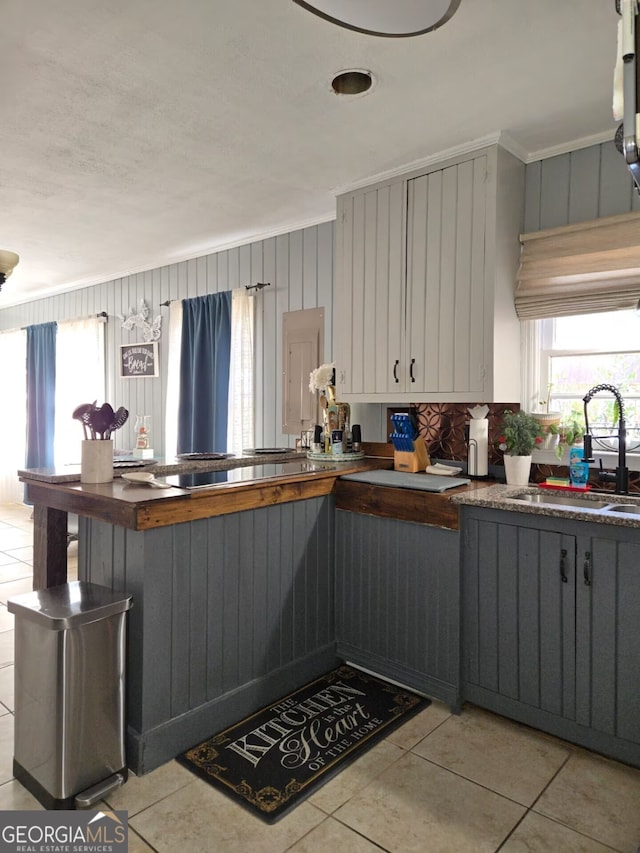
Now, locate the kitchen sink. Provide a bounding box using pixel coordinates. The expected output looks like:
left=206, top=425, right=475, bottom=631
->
left=507, top=491, right=640, bottom=517
left=508, top=493, right=610, bottom=510
left=601, top=503, right=640, bottom=516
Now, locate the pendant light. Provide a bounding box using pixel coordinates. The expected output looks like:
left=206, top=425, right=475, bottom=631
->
left=293, top=0, right=461, bottom=37
left=0, top=250, right=19, bottom=291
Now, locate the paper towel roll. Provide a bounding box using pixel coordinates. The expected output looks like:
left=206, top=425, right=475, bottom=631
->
left=468, top=419, right=488, bottom=476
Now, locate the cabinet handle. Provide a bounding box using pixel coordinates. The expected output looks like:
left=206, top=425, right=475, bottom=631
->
left=410, top=358, right=416, bottom=383
left=583, top=551, right=592, bottom=586
left=559, top=548, right=568, bottom=583
left=393, top=360, right=399, bottom=383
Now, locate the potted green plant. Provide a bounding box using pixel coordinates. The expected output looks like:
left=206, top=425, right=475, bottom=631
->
left=555, top=414, right=585, bottom=460
left=498, top=409, right=543, bottom=485
left=528, top=384, right=562, bottom=449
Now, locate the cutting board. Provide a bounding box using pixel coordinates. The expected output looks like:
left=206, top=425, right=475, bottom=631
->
left=340, top=470, right=470, bottom=492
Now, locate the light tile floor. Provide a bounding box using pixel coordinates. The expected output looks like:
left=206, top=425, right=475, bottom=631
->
left=0, top=502, right=639, bottom=852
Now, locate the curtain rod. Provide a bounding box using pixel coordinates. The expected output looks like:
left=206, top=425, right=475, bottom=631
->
left=18, top=311, right=108, bottom=331
left=160, top=284, right=271, bottom=307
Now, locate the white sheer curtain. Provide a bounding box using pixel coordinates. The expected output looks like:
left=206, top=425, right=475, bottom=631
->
left=164, top=290, right=254, bottom=457
left=227, top=289, right=255, bottom=455
left=55, top=317, right=105, bottom=465
left=0, top=329, right=26, bottom=503
left=164, top=300, right=183, bottom=460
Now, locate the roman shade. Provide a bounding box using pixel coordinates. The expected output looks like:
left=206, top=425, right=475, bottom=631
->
left=515, top=211, right=640, bottom=319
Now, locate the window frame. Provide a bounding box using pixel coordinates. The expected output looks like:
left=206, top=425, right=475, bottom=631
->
left=532, top=313, right=640, bottom=462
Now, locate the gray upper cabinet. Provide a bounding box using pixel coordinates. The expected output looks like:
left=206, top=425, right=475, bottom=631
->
left=334, top=145, right=525, bottom=402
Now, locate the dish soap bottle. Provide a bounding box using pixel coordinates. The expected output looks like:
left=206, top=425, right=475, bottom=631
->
left=569, top=447, right=589, bottom=489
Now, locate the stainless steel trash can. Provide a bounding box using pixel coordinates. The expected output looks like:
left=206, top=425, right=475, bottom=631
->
left=8, top=581, right=133, bottom=809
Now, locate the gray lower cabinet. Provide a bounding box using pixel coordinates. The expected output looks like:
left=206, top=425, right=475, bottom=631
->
left=461, top=506, right=640, bottom=768
left=335, top=509, right=461, bottom=711
left=78, top=497, right=338, bottom=774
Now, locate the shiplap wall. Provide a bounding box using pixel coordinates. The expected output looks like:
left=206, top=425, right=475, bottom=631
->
left=0, top=222, right=334, bottom=455
left=524, top=139, right=640, bottom=232
left=4, top=140, right=637, bottom=457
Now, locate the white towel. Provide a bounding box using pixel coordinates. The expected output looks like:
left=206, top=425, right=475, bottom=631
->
left=426, top=463, right=462, bottom=477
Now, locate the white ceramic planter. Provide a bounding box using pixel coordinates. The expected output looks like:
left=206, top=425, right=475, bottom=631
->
left=504, top=454, right=532, bottom=486
left=81, top=439, right=113, bottom=484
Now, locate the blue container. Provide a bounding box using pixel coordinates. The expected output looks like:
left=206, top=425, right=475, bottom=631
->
left=569, top=447, right=589, bottom=488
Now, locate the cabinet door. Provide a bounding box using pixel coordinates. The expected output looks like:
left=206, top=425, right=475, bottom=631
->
left=576, top=535, right=640, bottom=744
left=406, top=156, right=487, bottom=394
left=335, top=182, right=405, bottom=395
left=335, top=510, right=460, bottom=703
left=463, top=517, right=576, bottom=718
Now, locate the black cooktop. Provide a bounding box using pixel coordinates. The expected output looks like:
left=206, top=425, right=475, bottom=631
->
left=164, top=462, right=316, bottom=490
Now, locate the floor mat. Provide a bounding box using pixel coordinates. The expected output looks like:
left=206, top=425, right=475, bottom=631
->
left=178, top=664, right=430, bottom=822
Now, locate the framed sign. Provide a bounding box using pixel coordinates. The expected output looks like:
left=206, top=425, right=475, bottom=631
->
left=120, top=342, right=159, bottom=378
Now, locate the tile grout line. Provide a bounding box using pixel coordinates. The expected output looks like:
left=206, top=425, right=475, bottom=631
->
left=494, top=747, right=623, bottom=853
left=407, top=748, right=561, bottom=813
left=284, top=812, right=392, bottom=853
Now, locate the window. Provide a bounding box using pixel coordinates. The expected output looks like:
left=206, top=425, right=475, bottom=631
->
left=537, top=309, right=640, bottom=453
left=0, top=329, right=26, bottom=502
left=164, top=290, right=255, bottom=458
left=54, top=317, right=105, bottom=465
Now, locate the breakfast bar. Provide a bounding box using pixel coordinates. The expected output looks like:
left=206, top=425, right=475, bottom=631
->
left=17, top=455, right=640, bottom=775
left=19, top=453, right=404, bottom=773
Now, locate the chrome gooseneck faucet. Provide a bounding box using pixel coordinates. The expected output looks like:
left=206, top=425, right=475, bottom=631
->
left=582, top=383, right=629, bottom=495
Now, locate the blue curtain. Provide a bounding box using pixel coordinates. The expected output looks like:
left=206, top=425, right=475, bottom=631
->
left=26, top=322, right=57, bottom=470
left=177, top=292, right=232, bottom=453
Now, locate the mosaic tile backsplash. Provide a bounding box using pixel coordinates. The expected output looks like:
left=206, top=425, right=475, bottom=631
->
left=387, top=403, right=640, bottom=494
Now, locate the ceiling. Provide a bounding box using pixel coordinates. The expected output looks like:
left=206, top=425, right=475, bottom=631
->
left=1, top=0, right=619, bottom=306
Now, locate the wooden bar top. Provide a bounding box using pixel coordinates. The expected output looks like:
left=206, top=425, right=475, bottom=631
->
left=334, top=476, right=496, bottom=530
left=20, top=445, right=497, bottom=589
left=20, top=457, right=394, bottom=531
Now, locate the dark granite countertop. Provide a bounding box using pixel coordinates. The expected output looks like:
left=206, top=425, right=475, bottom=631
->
left=451, top=484, right=640, bottom=529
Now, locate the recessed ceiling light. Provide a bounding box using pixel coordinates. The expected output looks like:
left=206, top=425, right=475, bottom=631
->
left=331, top=69, right=374, bottom=96
left=293, top=0, right=461, bottom=37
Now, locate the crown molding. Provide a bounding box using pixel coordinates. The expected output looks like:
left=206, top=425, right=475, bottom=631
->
left=525, top=128, right=615, bottom=163
left=495, top=131, right=529, bottom=164
left=332, top=127, right=620, bottom=197
left=332, top=132, right=507, bottom=195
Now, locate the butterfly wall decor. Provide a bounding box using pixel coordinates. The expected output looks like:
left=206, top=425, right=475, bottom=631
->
left=118, top=298, right=162, bottom=342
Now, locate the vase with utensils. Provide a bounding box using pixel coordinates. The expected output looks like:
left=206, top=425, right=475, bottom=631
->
left=73, top=401, right=130, bottom=483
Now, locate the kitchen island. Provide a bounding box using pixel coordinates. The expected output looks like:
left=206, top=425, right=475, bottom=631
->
left=19, top=452, right=397, bottom=773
